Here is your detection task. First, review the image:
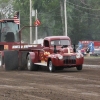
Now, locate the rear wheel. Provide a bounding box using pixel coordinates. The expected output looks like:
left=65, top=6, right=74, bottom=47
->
left=76, top=65, right=82, bottom=70
left=27, top=55, right=38, bottom=71
left=48, top=60, right=55, bottom=72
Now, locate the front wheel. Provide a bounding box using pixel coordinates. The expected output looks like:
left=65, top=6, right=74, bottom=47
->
left=48, top=60, right=55, bottom=72
left=76, top=65, right=83, bottom=70
left=27, top=55, right=38, bottom=71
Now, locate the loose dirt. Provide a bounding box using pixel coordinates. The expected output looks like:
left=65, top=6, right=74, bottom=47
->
left=0, top=57, right=99, bottom=100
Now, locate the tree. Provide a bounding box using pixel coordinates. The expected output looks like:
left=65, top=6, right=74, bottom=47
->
left=33, top=0, right=63, bottom=37
left=67, top=0, right=100, bottom=44
left=11, top=0, right=100, bottom=44
left=0, top=0, right=13, bottom=19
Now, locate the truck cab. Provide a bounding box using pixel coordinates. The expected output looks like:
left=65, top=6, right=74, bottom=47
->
left=43, top=36, right=72, bottom=53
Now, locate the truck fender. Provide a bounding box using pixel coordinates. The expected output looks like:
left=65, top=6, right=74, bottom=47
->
left=47, top=57, right=51, bottom=66
left=28, top=52, right=38, bottom=63
left=48, top=55, right=61, bottom=67
left=47, top=57, right=56, bottom=66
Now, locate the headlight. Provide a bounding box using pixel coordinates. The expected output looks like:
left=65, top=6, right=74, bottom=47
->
left=76, top=53, right=84, bottom=58
left=84, top=52, right=86, bottom=54
left=58, top=54, right=63, bottom=59
left=80, top=53, right=84, bottom=57
left=76, top=53, right=81, bottom=58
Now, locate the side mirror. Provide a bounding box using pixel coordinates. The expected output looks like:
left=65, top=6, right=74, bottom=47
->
left=54, top=45, right=57, bottom=53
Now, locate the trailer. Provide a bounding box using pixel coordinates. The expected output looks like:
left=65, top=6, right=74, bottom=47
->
left=2, top=26, right=84, bottom=72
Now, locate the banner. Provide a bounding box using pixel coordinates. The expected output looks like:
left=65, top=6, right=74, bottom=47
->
left=14, top=12, right=20, bottom=24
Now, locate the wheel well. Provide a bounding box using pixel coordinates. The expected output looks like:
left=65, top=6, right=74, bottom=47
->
left=47, top=58, right=51, bottom=66
left=26, top=53, right=29, bottom=59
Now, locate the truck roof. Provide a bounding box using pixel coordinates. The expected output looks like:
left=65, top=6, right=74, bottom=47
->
left=44, top=36, right=70, bottom=41
left=0, top=19, right=14, bottom=22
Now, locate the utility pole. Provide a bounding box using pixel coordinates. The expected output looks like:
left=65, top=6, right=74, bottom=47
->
left=30, top=0, right=32, bottom=43
left=64, top=0, right=67, bottom=36
left=35, top=9, right=38, bottom=44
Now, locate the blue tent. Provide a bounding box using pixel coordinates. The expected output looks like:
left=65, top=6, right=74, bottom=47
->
left=88, top=42, right=94, bottom=52
left=78, top=42, right=83, bottom=50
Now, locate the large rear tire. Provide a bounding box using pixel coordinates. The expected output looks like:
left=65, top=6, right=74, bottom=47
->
left=4, top=50, right=18, bottom=70
left=27, top=55, right=38, bottom=71
left=48, top=60, right=55, bottom=72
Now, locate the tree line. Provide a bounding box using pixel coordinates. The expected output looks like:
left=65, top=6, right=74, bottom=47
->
left=0, top=0, right=100, bottom=44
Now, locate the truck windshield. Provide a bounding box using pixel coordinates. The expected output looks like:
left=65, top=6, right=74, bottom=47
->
left=50, top=39, right=70, bottom=46
left=0, top=22, right=19, bottom=42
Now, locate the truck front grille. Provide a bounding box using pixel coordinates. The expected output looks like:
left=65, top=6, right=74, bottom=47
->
left=63, top=55, right=76, bottom=64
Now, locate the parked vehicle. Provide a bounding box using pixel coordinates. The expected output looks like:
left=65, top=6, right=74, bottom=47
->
left=77, top=41, right=100, bottom=55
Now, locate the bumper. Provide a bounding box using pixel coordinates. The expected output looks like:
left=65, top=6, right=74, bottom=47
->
left=52, top=57, right=84, bottom=67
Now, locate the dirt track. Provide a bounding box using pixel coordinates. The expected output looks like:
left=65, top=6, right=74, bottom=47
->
left=0, top=57, right=100, bottom=100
